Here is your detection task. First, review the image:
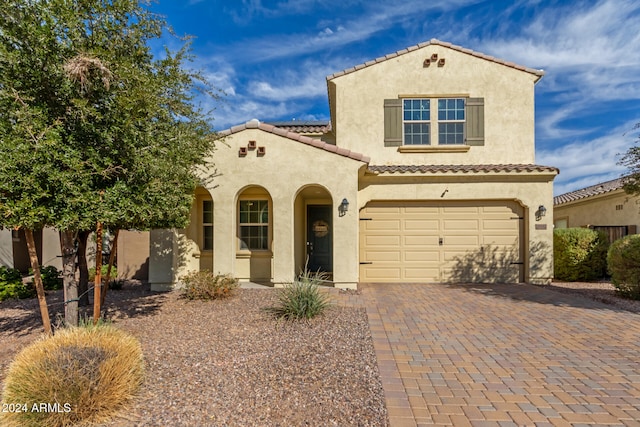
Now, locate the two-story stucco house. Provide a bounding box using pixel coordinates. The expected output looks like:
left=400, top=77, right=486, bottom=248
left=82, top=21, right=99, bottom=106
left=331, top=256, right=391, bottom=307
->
left=149, top=39, right=558, bottom=290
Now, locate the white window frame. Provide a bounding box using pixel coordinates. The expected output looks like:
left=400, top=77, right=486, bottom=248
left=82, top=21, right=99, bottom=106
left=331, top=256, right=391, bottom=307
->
left=402, top=97, right=467, bottom=146
left=238, top=199, right=270, bottom=251
left=202, top=199, right=213, bottom=251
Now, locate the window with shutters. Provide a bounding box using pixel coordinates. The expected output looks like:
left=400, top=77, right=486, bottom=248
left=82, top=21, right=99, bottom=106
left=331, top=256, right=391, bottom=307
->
left=403, top=99, right=430, bottom=145
left=385, top=97, right=484, bottom=147
left=437, top=98, right=465, bottom=145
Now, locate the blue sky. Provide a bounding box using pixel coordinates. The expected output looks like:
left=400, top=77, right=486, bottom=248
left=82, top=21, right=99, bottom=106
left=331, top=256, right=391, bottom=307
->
left=149, top=0, right=640, bottom=196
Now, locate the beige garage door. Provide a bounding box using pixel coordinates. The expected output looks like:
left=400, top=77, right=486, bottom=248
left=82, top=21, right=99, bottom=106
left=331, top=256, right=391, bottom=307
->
left=359, top=201, right=523, bottom=283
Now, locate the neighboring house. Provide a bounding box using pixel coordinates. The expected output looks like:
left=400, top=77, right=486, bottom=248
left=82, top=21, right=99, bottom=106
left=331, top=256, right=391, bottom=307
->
left=0, top=228, right=62, bottom=272
left=0, top=228, right=149, bottom=280
left=145, top=39, right=558, bottom=290
left=554, top=177, right=639, bottom=242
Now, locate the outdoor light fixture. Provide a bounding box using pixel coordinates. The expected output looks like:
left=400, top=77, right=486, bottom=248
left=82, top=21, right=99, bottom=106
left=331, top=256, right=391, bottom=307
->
left=535, top=205, right=547, bottom=221
left=339, top=198, right=349, bottom=217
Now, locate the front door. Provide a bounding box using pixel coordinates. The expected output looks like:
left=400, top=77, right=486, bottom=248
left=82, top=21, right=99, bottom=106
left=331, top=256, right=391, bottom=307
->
left=307, top=205, right=332, bottom=273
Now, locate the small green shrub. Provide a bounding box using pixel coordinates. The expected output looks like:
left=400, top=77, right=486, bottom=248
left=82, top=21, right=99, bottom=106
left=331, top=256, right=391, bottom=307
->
left=29, top=265, right=62, bottom=291
left=266, top=271, right=333, bottom=321
left=0, top=325, right=144, bottom=427
left=0, top=282, right=36, bottom=301
left=181, top=271, right=239, bottom=300
left=1, top=266, right=22, bottom=282
left=607, top=234, right=640, bottom=300
left=554, top=228, right=609, bottom=281
left=0, top=267, right=35, bottom=301
left=88, top=264, right=118, bottom=283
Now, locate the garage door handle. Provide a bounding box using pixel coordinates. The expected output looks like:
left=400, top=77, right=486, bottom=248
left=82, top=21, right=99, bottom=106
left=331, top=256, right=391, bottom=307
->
left=360, top=262, right=373, bottom=265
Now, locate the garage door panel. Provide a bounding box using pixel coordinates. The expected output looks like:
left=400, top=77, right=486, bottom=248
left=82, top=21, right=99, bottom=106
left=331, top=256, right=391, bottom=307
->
left=365, top=235, right=401, bottom=246
left=444, top=235, right=479, bottom=246
left=404, top=268, right=439, bottom=280
left=482, top=235, right=519, bottom=246
left=404, top=219, right=439, bottom=230
left=443, top=219, right=479, bottom=230
left=405, top=235, right=438, bottom=245
left=482, top=219, right=519, bottom=230
left=365, top=251, right=402, bottom=262
left=360, top=201, right=523, bottom=283
left=364, top=219, right=401, bottom=230
left=404, top=250, right=440, bottom=262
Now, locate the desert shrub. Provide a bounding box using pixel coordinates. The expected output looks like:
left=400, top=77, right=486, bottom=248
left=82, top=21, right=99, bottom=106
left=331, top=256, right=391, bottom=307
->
left=0, top=267, right=34, bottom=301
left=0, top=325, right=144, bottom=427
left=266, top=271, right=333, bottom=321
left=181, top=271, right=239, bottom=300
left=607, top=234, right=640, bottom=300
left=554, top=228, right=608, bottom=281
left=88, top=264, right=118, bottom=283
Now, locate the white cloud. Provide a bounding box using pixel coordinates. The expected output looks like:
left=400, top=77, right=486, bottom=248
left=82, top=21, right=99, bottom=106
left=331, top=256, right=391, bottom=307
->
left=468, top=1, right=639, bottom=143
left=538, top=120, right=638, bottom=195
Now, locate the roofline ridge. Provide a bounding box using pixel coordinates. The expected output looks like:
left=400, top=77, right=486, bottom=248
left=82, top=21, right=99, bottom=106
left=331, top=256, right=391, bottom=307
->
left=326, top=39, right=544, bottom=82
left=217, top=119, right=369, bottom=164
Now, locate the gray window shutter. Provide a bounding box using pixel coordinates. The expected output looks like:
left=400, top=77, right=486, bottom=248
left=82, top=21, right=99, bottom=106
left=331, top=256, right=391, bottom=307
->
left=466, top=97, right=484, bottom=146
left=384, top=99, right=402, bottom=147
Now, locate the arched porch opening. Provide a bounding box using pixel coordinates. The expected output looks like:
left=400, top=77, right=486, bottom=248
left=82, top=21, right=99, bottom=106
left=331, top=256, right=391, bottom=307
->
left=236, top=185, right=273, bottom=282
left=187, top=186, right=214, bottom=271
left=293, top=185, right=333, bottom=278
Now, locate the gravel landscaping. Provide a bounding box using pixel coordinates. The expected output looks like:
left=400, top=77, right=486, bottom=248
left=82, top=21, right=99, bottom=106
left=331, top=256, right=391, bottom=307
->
left=0, top=283, right=388, bottom=426
left=2, top=279, right=639, bottom=426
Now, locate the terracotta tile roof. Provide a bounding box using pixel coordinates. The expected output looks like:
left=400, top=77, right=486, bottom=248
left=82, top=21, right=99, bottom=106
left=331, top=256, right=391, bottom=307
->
left=554, top=177, right=626, bottom=205
left=367, top=164, right=559, bottom=174
left=219, top=119, right=369, bottom=163
left=266, top=121, right=331, bottom=134
left=326, top=39, right=545, bottom=82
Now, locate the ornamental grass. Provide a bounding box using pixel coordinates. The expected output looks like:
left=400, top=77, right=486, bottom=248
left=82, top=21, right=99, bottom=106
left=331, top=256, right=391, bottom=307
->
left=1, top=325, right=144, bottom=427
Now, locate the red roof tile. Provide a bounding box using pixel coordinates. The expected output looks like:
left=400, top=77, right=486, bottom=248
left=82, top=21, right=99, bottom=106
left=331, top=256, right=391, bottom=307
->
left=218, top=119, right=369, bottom=163
left=326, top=39, right=545, bottom=82
left=266, top=121, right=331, bottom=134
left=368, top=164, right=559, bottom=174
left=554, top=177, right=626, bottom=205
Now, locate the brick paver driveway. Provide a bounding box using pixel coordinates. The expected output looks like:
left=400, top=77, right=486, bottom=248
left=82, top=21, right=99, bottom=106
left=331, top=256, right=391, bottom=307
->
left=360, top=283, right=640, bottom=427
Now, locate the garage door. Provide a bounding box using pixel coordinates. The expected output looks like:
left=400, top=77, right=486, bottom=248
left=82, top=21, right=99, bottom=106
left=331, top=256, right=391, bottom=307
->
left=359, top=201, right=523, bottom=283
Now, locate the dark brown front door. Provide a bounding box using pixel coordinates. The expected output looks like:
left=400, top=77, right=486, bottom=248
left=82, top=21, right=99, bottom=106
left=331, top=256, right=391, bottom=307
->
left=306, top=205, right=332, bottom=273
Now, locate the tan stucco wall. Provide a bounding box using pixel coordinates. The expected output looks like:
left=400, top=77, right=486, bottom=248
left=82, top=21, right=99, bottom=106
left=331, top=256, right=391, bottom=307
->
left=359, top=172, right=556, bottom=284
left=554, top=190, right=640, bottom=229
left=329, top=44, right=538, bottom=165
left=117, top=230, right=150, bottom=280
left=149, top=126, right=366, bottom=290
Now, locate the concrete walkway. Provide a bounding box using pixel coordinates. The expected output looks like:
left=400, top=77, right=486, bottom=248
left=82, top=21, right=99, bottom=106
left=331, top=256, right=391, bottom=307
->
left=350, top=283, right=640, bottom=427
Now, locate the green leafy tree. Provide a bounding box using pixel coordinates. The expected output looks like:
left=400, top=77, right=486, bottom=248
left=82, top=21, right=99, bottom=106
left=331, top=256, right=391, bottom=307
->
left=0, top=0, right=217, bottom=329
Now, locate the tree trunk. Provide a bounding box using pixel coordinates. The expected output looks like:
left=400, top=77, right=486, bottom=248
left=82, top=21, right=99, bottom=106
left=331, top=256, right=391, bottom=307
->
left=93, top=222, right=103, bottom=325
left=24, top=229, right=52, bottom=335
left=60, top=230, right=78, bottom=327
left=77, top=230, right=90, bottom=306
left=101, top=228, right=119, bottom=307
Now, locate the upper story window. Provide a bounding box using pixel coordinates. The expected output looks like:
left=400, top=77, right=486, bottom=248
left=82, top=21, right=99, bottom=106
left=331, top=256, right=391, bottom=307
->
left=438, top=98, right=465, bottom=145
left=239, top=200, right=269, bottom=250
left=385, top=97, right=484, bottom=148
left=403, top=99, right=430, bottom=145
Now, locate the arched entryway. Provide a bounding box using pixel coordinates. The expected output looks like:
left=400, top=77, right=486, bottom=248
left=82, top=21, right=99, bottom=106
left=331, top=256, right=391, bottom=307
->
left=293, top=185, right=333, bottom=277
left=236, top=185, right=273, bottom=282
left=189, top=186, right=214, bottom=271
